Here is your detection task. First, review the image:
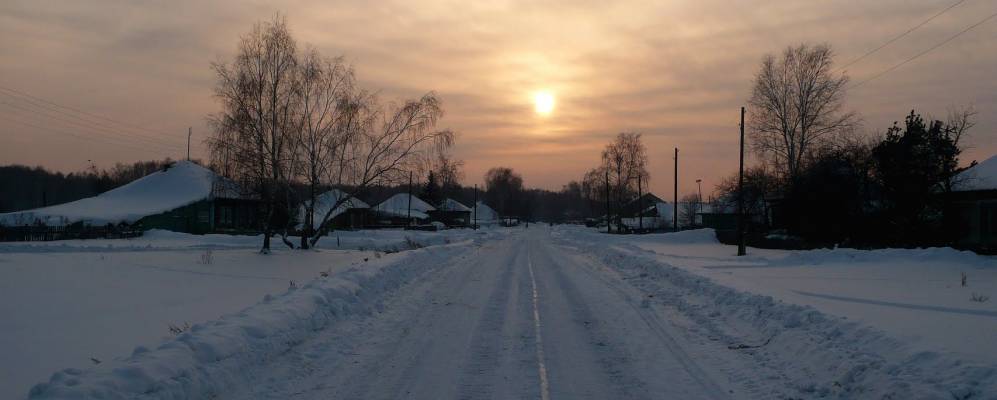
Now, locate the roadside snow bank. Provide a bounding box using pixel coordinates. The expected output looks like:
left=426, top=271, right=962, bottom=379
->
left=556, top=231, right=997, bottom=399
left=26, top=239, right=482, bottom=399
left=656, top=228, right=721, bottom=244
left=0, top=228, right=485, bottom=253
left=769, top=245, right=994, bottom=269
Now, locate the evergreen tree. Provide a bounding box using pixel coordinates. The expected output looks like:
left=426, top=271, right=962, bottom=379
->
left=871, top=110, right=965, bottom=246
left=422, top=170, right=442, bottom=207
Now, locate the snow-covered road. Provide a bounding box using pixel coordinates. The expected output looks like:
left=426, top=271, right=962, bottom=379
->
left=25, top=226, right=996, bottom=399
left=218, top=228, right=737, bottom=399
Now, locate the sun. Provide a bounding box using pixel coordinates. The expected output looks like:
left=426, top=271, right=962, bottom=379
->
left=533, top=91, right=555, bottom=116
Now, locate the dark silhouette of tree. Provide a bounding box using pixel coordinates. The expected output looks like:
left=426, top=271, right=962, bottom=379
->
left=208, top=15, right=301, bottom=253
left=600, top=132, right=648, bottom=230
left=422, top=170, right=442, bottom=207
left=484, top=167, right=524, bottom=217
left=871, top=110, right=971, bottom=246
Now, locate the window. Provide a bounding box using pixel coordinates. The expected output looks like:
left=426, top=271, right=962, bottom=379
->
left=983, top=204, right=997, bottom=237
left=219, top=206, right=234, bottom=227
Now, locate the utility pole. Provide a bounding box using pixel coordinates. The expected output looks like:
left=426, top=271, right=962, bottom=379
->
left=637, top=172, right=643, bottom=232
left=673, top=147, right=678, bottom=232
left=187, top=127, right=192, bottom=161
left=737, top=107, right=747, bottom=256
left=473, top=184, right=478, bottom=230
left=407, top=171, right=413, bottom=225
left=605, top=168, right=611, bottom=234
left=696, top=179, right=703, bottom=214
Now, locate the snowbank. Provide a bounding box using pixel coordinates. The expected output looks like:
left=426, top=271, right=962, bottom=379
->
left=555, top=227, right=997, bottom=398
left=657, top=228, right=720, bottom=244
left=26, top=237, right=486, bottom=399
left=0, top=161, right=214, bottom=227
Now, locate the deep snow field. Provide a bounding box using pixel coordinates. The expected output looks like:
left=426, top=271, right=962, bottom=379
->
left=0, top=228, right=490, bottom=399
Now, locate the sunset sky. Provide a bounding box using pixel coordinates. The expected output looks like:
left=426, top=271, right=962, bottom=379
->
left=1, top=0, right=995, bottom=198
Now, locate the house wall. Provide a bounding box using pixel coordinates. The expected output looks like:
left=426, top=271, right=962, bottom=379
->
left=137, top=200, right=213, bottom=234
left=952, top=197, right=997, bottom=251
left=213, top=199, right=261, bottom=233
left=138, top=198, right=262, bottom=234
left=428, top=210, right=471, bottom=227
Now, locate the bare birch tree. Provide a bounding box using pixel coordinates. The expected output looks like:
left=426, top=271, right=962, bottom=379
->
left=209, top=16, right=455, bottom=251
left=748, top=43, right=857, bottom=180
left=600, top=132, right=648, bottom=229
left=307, top=92, right=454, bottom=247
left=208, top=15, right=300, bottom=254
left=294, top=49, right=354, bottom=249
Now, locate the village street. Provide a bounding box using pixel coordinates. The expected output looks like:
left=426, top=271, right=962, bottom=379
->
left=217, top=227, right=741, bottom=400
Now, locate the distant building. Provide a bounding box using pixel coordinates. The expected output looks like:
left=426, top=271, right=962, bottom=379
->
left=618, top=193, right=672, bottom=231
left=370, top=193, right=436, bottom=227
left=298, top=189, right=369, bottom=231
left=471, top=201, right=499, bottom=226
left=950, top=155, right=997, bottom=252
left=428, top=198, right=472, bottom=227
left=0, top=161, right=260, bottom=239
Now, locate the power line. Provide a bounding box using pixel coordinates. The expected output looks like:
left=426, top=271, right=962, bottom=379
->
left=839, top=0, right=967, bottom=71
left=850, top=10, right=997, bottom=89
left=0, top=87, right=182, bottom=148
left=0, top=112, right=174, bottom=156
left=0, top=85, right=182, bottom=144
left=0, top=100, right=184, bottom=152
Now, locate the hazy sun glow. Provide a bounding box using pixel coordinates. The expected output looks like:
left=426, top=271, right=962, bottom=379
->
left=534, top=91, right=555, bottom=115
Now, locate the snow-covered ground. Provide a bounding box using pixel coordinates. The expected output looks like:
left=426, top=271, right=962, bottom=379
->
left=0, top=228, right=491, bottom=399
left=8, top=225, right=997, bottom=399
left=555, top=227, right=997, bottom=363
left=553, top=226, right=997, bottom=397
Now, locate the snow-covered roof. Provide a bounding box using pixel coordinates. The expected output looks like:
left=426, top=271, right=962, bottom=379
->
left=438, top=198, right=471, bottom=212
left=471, top=201, right=499, bottom=221
left=953, top=155, right=997, bottom=192
left=298, top=189, right=369, bottom=229
left=372, top=193, right=435, bottom=220
left=0, top=161, right=216, bottom=227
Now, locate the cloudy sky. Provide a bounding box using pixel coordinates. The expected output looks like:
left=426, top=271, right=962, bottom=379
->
left=1, top=0, right=995, bottom=197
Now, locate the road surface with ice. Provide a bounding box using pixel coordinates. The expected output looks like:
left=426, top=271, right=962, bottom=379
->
left=220, top=227, right=736, bottom=399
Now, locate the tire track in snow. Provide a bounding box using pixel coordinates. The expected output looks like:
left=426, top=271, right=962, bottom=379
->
left=455, top=245, right=519, bottom=399
left=560, top=248, right=733, bottom=399
left=527, top=245, right=552, bottom=400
